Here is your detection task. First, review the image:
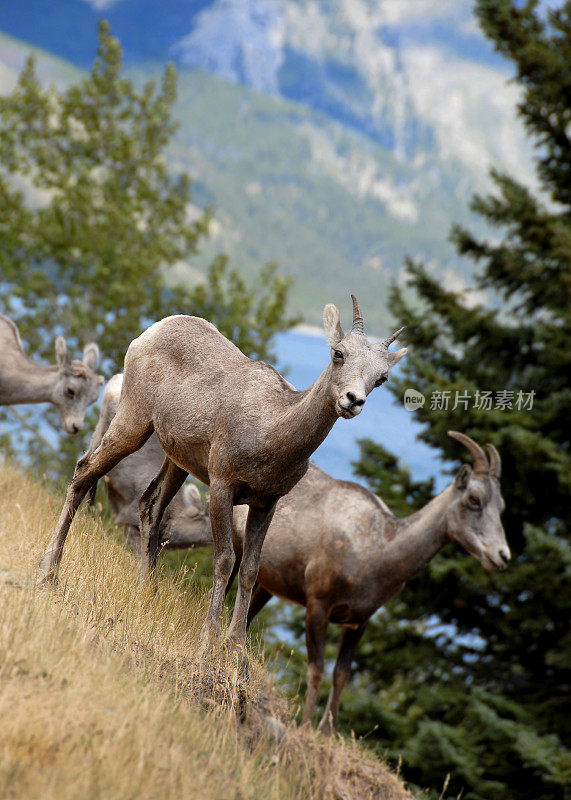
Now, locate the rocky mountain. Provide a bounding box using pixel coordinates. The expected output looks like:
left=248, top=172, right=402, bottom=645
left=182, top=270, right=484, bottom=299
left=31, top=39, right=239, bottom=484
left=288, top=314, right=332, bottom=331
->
left=0, top=1, right=534, bottom=329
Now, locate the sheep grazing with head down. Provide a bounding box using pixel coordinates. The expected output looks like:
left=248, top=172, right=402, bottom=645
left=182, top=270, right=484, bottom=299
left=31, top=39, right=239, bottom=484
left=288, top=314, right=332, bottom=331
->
left=88, top=373, right=212, bottom=553
left=0, top=314, right=103, bottom=434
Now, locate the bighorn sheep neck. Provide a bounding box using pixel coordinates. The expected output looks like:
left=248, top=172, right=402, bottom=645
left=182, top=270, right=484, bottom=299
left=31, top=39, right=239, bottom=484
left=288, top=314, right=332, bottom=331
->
left=38, top=297, right=407, bottom=650
left=0, top=314, right=103, bottom=433
left=232, top=431, right=509, bottom=730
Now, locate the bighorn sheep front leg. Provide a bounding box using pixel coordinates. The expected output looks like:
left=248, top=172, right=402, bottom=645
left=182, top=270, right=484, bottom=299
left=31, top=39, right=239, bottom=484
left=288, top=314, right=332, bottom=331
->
left=138, top=457, right=188, bottom=584
left=226, top=502, right=277, bottom=648
left=318, top=621, right=367, bottom=734
left=302, top=600, right=328, bottom=725
left=201, top=480, right=236, bottom=648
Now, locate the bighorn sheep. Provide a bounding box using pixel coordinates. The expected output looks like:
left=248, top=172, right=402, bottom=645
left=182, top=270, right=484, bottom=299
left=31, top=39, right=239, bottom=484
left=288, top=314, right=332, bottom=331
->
left=39, top=297, right=407, bottom=650
left=0, top=314, right=103, bottom=433
left=89, top=374, right=212, bottom=553
left=230, top=431, right=510, bottom=731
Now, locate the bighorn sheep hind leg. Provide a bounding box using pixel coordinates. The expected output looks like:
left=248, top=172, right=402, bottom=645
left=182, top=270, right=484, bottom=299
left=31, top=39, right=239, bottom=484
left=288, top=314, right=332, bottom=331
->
left=38, top=410, right=153, bottom=584
left=138, top=456, right=188, bottom=585
left=224, top=555, right=241, bottom=598
left=226, top=502, right=277, bottom=650
left=200, top=480, right=236, bottom=653
left=246, top=584, right=273, bottom=628
left=302, top=600, right=328, bottom=725
left=318, top=621, right=367, bottom=734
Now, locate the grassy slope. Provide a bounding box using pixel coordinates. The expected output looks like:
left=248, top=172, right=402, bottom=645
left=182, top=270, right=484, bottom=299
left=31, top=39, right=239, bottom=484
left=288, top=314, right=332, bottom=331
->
left=0, top=463, right=415, bottom=800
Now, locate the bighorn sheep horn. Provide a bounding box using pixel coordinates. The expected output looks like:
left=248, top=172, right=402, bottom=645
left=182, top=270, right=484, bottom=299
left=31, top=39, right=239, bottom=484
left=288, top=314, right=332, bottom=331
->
left=448, top=430, right=488, bottom=473
left=382, top=326, right=406, bottom=348
left=351, top=294, right=364, bottom=335
left=486, top=443, right=501, bottom=479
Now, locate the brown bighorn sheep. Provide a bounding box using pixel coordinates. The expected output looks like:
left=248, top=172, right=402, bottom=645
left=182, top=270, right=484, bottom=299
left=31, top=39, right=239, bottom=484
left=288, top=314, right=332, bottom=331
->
left=89, top=374, right=212, bottom=552
left=38, top=296, right=407, bottom=650
left=230, top=431, right=509, bottom=731
left=0, top=314, right=103, bottom=433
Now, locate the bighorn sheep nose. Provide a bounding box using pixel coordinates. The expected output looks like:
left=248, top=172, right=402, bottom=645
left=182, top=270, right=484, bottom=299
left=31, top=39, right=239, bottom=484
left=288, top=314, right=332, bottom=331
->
left=70, top=423, right=80, bottom=434
left=499, top=547, right=511, bottom=566
left=346, top=391, right=365, bottom=408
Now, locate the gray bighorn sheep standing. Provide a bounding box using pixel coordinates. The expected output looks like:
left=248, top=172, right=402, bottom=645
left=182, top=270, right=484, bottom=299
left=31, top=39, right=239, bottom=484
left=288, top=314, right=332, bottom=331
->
left=39, top=296, right=407, bottom=650
left=231, top=432, right=510, bottom=730
left=89, top=374, right=212, bottom=553
left=0, top=314, right=103, bottom=433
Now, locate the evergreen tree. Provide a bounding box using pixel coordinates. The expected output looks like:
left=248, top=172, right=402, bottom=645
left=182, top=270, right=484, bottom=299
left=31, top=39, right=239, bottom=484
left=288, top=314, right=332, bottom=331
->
left=0, top=21, right=299, bottom=479
left=342, top=3, right=571, bottom=798
left=352, top=438, right=434, bottom=517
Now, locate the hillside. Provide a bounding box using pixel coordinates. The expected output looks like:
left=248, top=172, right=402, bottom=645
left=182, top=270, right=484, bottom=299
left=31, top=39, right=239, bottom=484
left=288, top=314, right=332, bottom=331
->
left=0, top=462, right=415, bottom=800
left=0, top=1, right=534, bottom=330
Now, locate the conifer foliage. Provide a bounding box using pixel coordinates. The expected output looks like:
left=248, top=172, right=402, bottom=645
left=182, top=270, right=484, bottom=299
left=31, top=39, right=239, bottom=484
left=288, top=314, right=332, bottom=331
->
left=347, top=3, right=571, bottom=798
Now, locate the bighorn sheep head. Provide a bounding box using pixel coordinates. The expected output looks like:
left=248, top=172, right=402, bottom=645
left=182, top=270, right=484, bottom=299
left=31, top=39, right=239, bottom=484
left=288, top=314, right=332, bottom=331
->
left=53, top=337, right=104, bottom=434
left=323, top=294, right=407, bottom=419
left=178, top=484, right=212, bottom=537
left=446, top=430, right=510, bottom=571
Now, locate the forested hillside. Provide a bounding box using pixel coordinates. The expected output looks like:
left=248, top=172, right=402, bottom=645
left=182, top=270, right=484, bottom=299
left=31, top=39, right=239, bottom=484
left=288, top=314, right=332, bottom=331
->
left=0, top=0, right=535, bottom=329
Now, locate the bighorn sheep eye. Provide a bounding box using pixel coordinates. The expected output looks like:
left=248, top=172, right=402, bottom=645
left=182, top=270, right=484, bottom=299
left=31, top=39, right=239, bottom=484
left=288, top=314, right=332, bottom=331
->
left=66, top=387, right=76, bottom=398
left=333, top=350, right=344, bottom=362
left=374, top=376, right=387, bottom=387
left=468, top=495, right=481, bottom=509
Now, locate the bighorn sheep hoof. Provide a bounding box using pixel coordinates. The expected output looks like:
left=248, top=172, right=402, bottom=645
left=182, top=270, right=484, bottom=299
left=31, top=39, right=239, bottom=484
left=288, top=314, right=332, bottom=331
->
left=224, top=635, right=250, bottom=672
left=317, top=717, right=335, bottom=736
left=35, top=568, right=57, bottom=588
left=263, top=715, right=286, bottom=744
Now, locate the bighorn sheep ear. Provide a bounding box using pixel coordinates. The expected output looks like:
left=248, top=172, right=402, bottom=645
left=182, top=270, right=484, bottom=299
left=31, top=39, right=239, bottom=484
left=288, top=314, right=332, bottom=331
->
left=323, top=304, right=344, bottom=347
left=184, top=483, right=202, bottom=507
left=454, top=464, right=472, bottom=490
left=55, top=336, right=70, bottom=369
left=83, top=342, right=100, bottom=371
left=389, top=347, right=408, bottom=367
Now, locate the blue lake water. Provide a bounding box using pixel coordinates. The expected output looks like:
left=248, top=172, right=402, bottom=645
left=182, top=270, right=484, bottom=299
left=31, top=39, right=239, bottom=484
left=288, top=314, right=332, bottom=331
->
left=274, top=329, right=450, bottom=493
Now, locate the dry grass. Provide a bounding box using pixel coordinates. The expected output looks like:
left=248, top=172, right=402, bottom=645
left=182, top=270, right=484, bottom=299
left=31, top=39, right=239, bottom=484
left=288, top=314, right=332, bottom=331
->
left=0, top=463, right=415, bottom=800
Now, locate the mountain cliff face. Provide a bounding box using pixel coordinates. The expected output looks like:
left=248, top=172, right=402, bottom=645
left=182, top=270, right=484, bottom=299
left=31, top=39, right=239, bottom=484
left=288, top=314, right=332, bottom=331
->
left=0, top=1, right=534, bottom=327
left=172, top=0, right=532, bottom=184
